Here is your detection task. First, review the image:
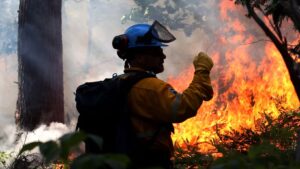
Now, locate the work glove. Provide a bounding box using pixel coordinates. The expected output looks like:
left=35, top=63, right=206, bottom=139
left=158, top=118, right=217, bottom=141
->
left=190, top=52, right=214, bottom=101
left=180, top=51, right=214, bottom=117
left=193, top=52, right=214, bottom=73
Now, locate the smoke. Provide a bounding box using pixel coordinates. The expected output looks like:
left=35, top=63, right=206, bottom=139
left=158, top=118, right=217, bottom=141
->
left=0, top=0, right=19, bottom=151
left=0, top=122, right=70, bottom=152
left=0, top=122, right=71, bottom=168
left=1, top=0, right=293, bottom=159
left=0, top=56, right=18, bottom=128
left=62, top=0, right=137, bottom=124
left=61, top=0, right=217, bottom=121
left=0, top=0, right=261, bottom=142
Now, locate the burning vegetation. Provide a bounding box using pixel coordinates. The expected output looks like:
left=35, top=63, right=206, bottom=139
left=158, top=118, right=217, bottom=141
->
left=168, top=0, right=299, bottom=154
left=7, top=109, right=300, bottom=169
left=2, top=0, right=300, bottom=169
left=170, top=43, right=299, bottom=153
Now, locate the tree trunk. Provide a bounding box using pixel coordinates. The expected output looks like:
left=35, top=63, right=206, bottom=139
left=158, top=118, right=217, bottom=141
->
left=16, top=0, right=64, bottom=130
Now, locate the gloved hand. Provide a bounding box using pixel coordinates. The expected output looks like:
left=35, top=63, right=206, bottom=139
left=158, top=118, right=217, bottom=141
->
left=193, top=52, right=214, bottom=73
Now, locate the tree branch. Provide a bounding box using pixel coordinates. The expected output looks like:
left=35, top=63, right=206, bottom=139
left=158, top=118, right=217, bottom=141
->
left=283, top=0, right=300, bottom=32
left=245, top=0, right=300, bottom=101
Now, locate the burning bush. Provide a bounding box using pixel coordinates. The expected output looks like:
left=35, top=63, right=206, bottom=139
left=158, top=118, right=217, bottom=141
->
left=174, top=139, right=214, bottom=169
left=6, top=109, right=300, bottom=169
left=214, top=110, right=300, bottom=153
left=172, top=109, right=300, bottom=169
left=210, top=110, right=300, bottom=169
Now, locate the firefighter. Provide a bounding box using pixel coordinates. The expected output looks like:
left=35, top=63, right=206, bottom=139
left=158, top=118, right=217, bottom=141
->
left=112, top=21, right=214, bottom=169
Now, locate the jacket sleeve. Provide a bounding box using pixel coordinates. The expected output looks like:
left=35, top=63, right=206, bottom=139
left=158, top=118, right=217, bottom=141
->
left=128, top=73, right=213, bottom=123
left=177, top=71, right=213, bottom=122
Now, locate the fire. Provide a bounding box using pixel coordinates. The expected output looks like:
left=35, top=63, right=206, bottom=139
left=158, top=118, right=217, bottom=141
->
left=53, top=151, right=79, bottom=169
left=169, top=0, right=299, bottom=153
left=54, top=163, right=64, bottom=169
left=169, top=43, right=299, bottom=153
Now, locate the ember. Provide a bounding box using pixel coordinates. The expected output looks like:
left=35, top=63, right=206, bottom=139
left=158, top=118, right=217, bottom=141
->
left=54, top=163, right=64, bottom=169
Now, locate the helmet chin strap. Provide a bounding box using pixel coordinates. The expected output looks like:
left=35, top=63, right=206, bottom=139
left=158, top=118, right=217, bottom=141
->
left=125, top=60, right=158, bottom=74
left=124, top=60, right=130, bottom=69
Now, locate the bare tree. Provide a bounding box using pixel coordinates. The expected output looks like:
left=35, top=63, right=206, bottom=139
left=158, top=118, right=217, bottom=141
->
left=16, top=0, right=64, bottom=130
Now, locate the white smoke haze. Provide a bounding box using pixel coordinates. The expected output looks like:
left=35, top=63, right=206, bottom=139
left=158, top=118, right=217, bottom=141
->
left=0, top=123, right=70, bottom=152
left=62, top=0, right=137, bottom=123
left=1, top=0, right=289, bottom=165
left=0, top=122, right=71, bottom=168
left=0, top=0, right=254, bottom=150
left=0, top=0, right=162, bottom=159
left=0, top=1, right=19, bottom=161
left=0, top=56, right=18, bottom=129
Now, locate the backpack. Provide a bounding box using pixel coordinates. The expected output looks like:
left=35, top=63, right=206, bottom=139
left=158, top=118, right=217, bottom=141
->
left=75, top=71, right=155, bottom=154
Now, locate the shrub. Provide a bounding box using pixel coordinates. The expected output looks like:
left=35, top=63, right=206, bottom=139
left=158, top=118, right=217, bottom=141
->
left=211, top=110, right=300, bottom=169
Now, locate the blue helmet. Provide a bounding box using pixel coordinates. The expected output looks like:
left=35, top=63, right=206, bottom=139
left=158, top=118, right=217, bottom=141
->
left=112, top=20, right=176, bottom=50
left=125, top=24, right=166, bottom=48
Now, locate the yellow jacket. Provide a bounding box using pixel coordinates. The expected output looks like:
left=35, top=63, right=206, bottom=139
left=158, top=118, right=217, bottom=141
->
left=126, top=66, right=213, bottom=157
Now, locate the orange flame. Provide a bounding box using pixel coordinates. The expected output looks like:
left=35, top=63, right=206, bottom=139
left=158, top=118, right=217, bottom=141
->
left=169, top=43, right=299, bottom=153
left=169, top=0, right=299, bottom=153
left=54, top=163, right=64, bottom=169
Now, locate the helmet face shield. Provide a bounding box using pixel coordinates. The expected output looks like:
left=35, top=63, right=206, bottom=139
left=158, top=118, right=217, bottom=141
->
left=137, top=20, right=176, bottom=45
left=149, top=20, right=176, bottom=43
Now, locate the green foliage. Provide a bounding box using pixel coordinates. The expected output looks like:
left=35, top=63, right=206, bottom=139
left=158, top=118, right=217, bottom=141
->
left=174, top=138, right=214, bottom=169
left=215, top=111, right=300, bottom=153
left=13, top=110, right=300, bottom=169
left=39, top=141, right=60, bottom=164
left=211, top=110, right=300, bottom=169
left=211, top=142, right=299, bottom=169
left=0, top=151, right=12, bottom=168
left=17, top=132, right=87, bottom=166
left=172, top=110, right=300, bottom=168
left=71, top=154, right=130, bottom=169
left=121, top=0, right=211, bottom=36
left=18, top=141, right=42, bottom=156
left=15, top=131, right=130, bottom=169
left=59, top=132, right=87, bottom=163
